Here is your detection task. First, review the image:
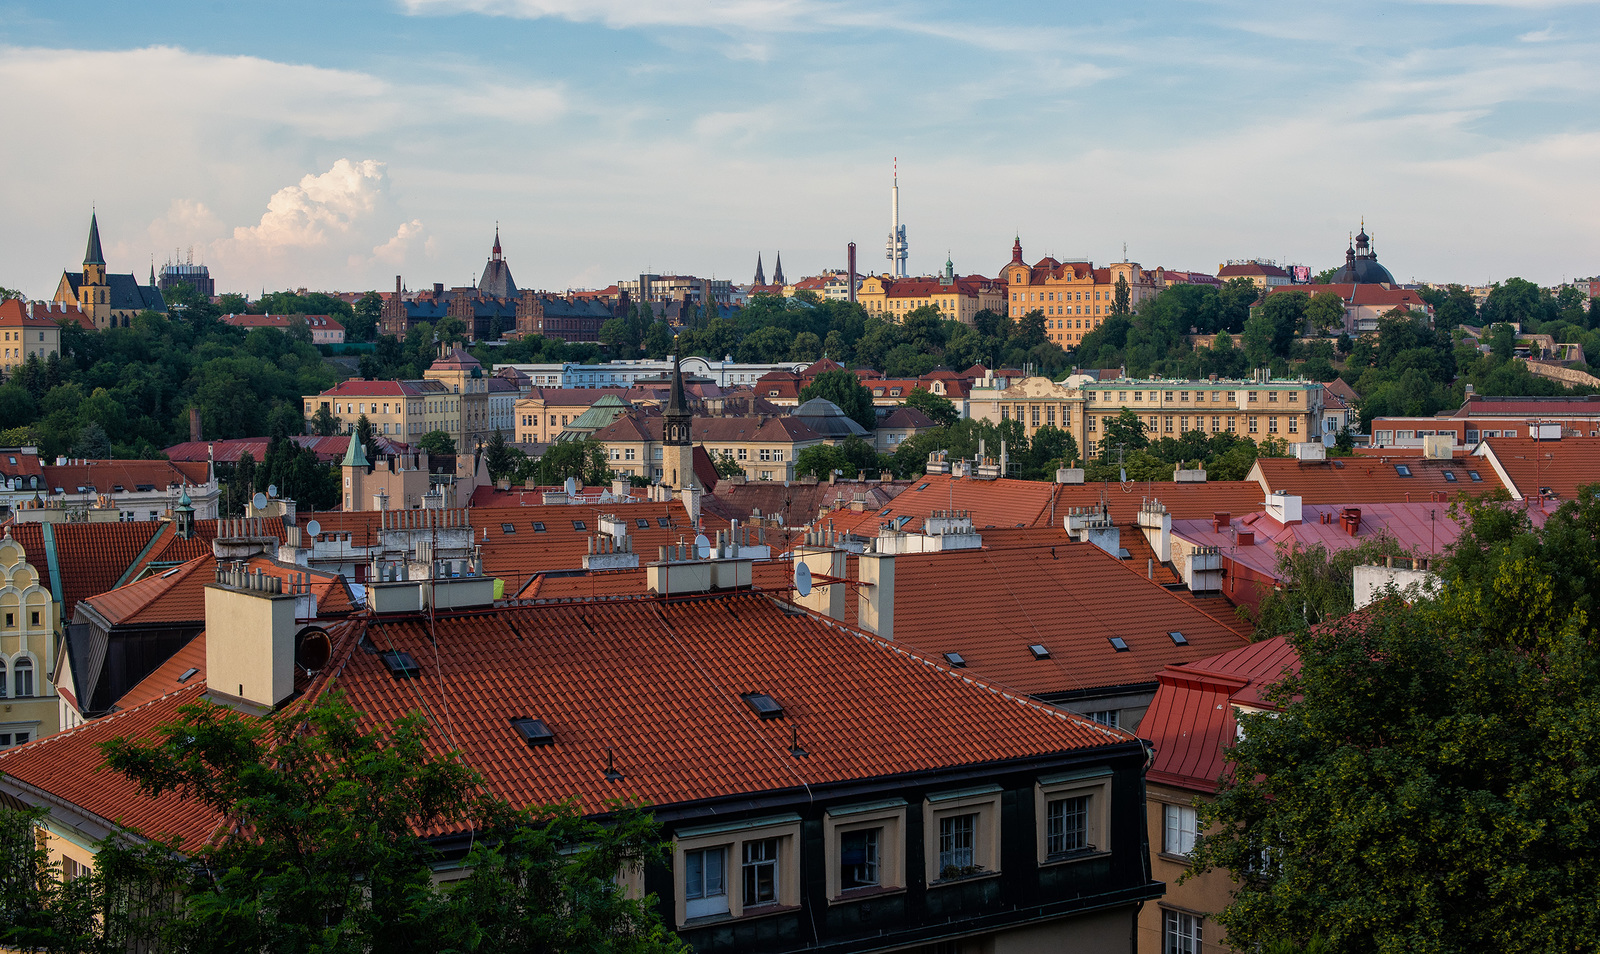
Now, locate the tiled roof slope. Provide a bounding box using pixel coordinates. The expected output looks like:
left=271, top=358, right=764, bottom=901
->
left=1142, top=636, right=1298, bottom=793
left=126, top=517, right=289, bottom=580
left=1249, top=456, right=1506, bottom=504
left=83, top=555, right=352, bottom=627
left=704, top=479, right=910, bottom=529
left=3, top=594, right=1133, bottom=843
left=1477, top=436, right=1600, bottom=502
left=1046, top=481, right=1267, bottom=525
left=114, top=633, right=208, bottom=710
left=41, top=460, right=209, bottom=493
left=4, top=521, right=162, bottom=609
left=1171, top=502, right=1472, bottom=579
left=888, top=541, right=1249, bottom=697
left=468, top=503, right=694, bottom=587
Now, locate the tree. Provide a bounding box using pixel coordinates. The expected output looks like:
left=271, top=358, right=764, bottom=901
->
left=1017, top=309, right=1048, bottom=349
left=417, top=429, right=455, bottom=458
left=484, top=429, right=516, bottom=481
left=310, top=404, right=340, bottom=437
left=1190, top=494, right=1600, bottom=953
left=798, top=369, right=876, bottom=431
left=1112, top=275, right=1131, bottom=316
left=355, top=414, right=377, bottom=458
left=349, top=291, right=382, bottom=342
left=642, top=320, right=674, bottom=359
left=1305, top=291, right=1346, bottom=337
left=70, top=420, right=111, bottom=459
left=902, top=387, right=958, bottom=427
left=0, top=286, right=25, bottom=302
left=714, top=451, right=743, bottom=478
left=75, top=690, right=685, bottom=953
left=1099, top=408, right=1148, bottom=455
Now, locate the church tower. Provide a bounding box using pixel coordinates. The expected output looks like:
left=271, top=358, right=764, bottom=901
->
left=662, top=356, right=697, bottom=491
left=753, top=253, right=766, bottom=286
left=80, top=213, right=109, bottom=324
left=772, top=252, right=786, bottom=287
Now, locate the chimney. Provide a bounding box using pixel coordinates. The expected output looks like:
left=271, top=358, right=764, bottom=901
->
left=189, top=407, right=203, bottom=443
left=1235, top=528, right=1255, bottom=547
left=857, top=550, right=894, bottom=639
left=205, top=563, right=297, bottom=710
left=795, top=543, right=849, bottom=621
left=1340, top=507, right=1362, bottom=537
left=1212, top=511, right=1230, bottom=533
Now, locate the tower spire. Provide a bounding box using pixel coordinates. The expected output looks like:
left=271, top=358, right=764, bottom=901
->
left=84, top=212, right=105, bottom=266
left=492, top=223, right=502, bottom=262
left=773, top=252, right=786, bottom=286
left=753, top=252, right=766, bottom=286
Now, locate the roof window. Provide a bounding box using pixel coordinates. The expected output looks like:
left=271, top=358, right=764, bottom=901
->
left=658, top=517, right=672, bottom=528
left=532, top=521, right=546, bottom=532
left=177, top=667, right=199, bottom=683
left=380, top=650, right=421, bottom=679
left=916, top=482, right=930, bottom=491
left=741, top=692, right=785, bottom=720
left=943, top=652, right=967, bottom=667
left=510, top=717, right=555, bottom=747
left=1332, top=460, right=1345, bottom=469
left=1168, top=631, right=1188, bottom=646
left=637, top=518, right=650, bottom=529
left=1468, top=470, right=1482, bottom=482
left=1029, top=644, right=1051, bottom=660
left=1107, top=637, right=1130, bottom=652
left=1395, top=464, right=1412, bottom=477
left=1442, top=471, right=1457, bottom=482
left=572, top=520, right=587, bottom=531
left=501, top=523, right=516, bottom=533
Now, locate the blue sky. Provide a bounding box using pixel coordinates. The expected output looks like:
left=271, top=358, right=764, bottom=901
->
left=2, top=0, right=1597, bottom=296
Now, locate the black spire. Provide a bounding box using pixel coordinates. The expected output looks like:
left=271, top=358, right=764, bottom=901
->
left=84, top=213, right=105, bottom=266
left=753, top=253, right=766, bottom=286
left=664, top=355, right=691, bottom=447
left=773, top=252, right=786, bottom=286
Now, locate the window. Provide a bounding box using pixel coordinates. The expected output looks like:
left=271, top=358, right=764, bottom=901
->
left=1268, top=391, right=1279, bottom=402
left=684, top=847, right=728, bottom=919
left=742, top=839, right=780, bottom=907
left=1046, top=795, right=1089, bottom=855
left=840, top=828, right=880, bottom=890
left=925, top=786, right=1001, bottom=883
left=29, top=611, right=39, bottom=627
left=1395, top=464, right=1412, bottom=477
left=1164, top=910, right=1202, bottom=954
left=1248, top=416, right=1259, bottom=434
left=1086, top=709, right=1119, bottom=728
left=13, top=657, right=33, bottom=698
left=1163, top=803, right=1198, bottom=857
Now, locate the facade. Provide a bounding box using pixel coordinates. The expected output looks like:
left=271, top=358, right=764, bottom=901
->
left=220, top=313, right=346, bottom=344
left=874, top=406, right=938, bottom=455
left=969, top=376, right=1083, bottom=447
left=618, top=273, right=733, bottom=306
left=1079, top=373, right=1324, bottom=457
left=515, top=388, right=635, bottom=443
left=157, top=261, right=214, bottom=299
left=591, top=412, right=825, bottom=483
left=857, top=261, right=1007, bottom=326
left=0, top=300, right=62, bottom=375
left=53, top=214, right=166, bottom=328
left=424, top=348, right=494, bottom=447
left=1002, top=240, right=1165, bottom=347
left=0, top=531, right=60, bottom=748
left=1370, top=394, right=1600, bottom=449
left=1214, top=260, right=1292, bottom=289
left=304, top=380, right=425, bottom=439
left=501, top=357, right=807, bottom=391
left=7, top=458, right=219, bottom=524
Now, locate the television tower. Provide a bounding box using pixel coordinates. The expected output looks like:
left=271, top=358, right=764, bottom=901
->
left=886, top=158, right=908, bottom=278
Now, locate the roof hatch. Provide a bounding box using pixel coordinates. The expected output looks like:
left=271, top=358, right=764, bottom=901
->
left=741, top=692, right=785, bottom=720
left=381, top=650, right=421, bottom=679
left=511, top=717, right=555, bottom=747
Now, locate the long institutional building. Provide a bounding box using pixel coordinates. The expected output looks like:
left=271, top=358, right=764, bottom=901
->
left=971, top=371, right=1327, bottom=456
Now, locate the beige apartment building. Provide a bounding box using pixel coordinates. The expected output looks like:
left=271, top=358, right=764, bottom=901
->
left=588, top=413, right=825, bottom=483
left=857, top=261, right=1008, bottom=326
left=1002, top=239, right=1167, bottom=349
left=0, top=533, right=61, bottom=748
left=0, top=300, right=63, bottom=376
left=971, top=372, right=1324, bottom=459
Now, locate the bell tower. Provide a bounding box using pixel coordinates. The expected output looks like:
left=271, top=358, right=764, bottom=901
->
left=80, top=213, right=109, bottom=325
left=662, top=356, right=697, bottom=491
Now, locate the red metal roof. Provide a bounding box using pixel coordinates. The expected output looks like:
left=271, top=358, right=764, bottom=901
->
left=1170, top=502, right=1470, bottom=580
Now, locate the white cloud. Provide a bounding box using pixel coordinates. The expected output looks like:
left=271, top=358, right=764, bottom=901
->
left=400, top=0, right=855, bottom=32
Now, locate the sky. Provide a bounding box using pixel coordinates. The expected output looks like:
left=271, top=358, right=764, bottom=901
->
left=2, top=0, right=1597, bottom=298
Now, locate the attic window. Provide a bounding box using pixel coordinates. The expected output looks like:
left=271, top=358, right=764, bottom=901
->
left=1332, top=460, right=1345, bottom=469
left=1168, top=631, right=1188, bottom=646
left=658, top=517, right=672, bottom=528
left=510, top=717, right=555, bottom=747
left=380, top=650, right=421, bottom=679
left=1442, top=471, right=1457, bottom=482
left=916, top=482, right=930, bottom=491
left=637, top=518, right=650, bottom=529
left=572, top=520, right=587, bottom=531
left=1117, top=547, right=1131, bottom=559
left=1029, top=644, right=1050, bottom=660
left=136, top=484, right=155, bottom=492
left=1107, top=637, right=1130, bottom=652
left=1395, top=464, right=1412, bottom=477
left=1468, top=470, right=1483, bottom=482
left=177, top=667, right=199, bottom=683
left=896, top=515, right=914, bottom=528
left=943, top=651, right=966, bottom=667
left=531, top=521, right=546, bottom=532
left=501, top=523, right=516, bottom=533
left=878, top=508, right=892, bottom=516
left=741, top=692, right=784, bottom=720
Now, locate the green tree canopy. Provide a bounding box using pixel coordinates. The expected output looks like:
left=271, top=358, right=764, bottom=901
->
left=902, top=386, right=959, bottom=426
left=418, top=429, right=456, bottom=458
left=798, top=369, right=876, bottom=431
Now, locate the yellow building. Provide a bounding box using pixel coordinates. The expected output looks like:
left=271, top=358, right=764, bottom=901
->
left=424, top=347, right=493, bottom=448
left=52, top=214, right=166, bottom=329
left=968, top=376, right=1084, bottom=446
left=857, top=258, right=1007, bottom=326
left=0, top=300, right=62, bottom=375
left=304, top=379, right=425, bottom=439
left=0, top=530, right=61, bottom=748
left=1002, top=239, right=1165, bottom=348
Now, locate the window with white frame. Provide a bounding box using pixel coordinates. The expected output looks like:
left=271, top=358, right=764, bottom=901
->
left=13, top=657, right=33, bottom=698
left=1163, top=909, right=1202, bottom=954
left=1035, top=770, right=1111, bottom=864
left=1163, top=803, right=1198, bottom=857
left=924, top=786, right=1001, bottom=883
left=1086, top=709, right=1119, bottom=728
left=673, top=815, right=800, bottom=925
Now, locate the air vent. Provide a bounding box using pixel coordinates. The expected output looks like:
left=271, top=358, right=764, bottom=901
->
left=1168, top=631, right=1188, bottom=646
left=380, top=650, right=421, bottom=679
left=742, top=692, right=784, bottom=720
left=511, top=717, right=555, bottom=747
left=943, top=652, right=966, bottom=667
left=1029, top=644, right=1051, bottom=660
left=1108, top=637, right=1129, bottom=652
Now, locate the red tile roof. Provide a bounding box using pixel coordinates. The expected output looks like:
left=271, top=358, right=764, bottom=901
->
left=163, top=436, right=408, bottom=465
left=1477, top=436, right=1600, bottom=502
left=887, top=541, right=1249, bottom=697
left=313, top=379, right=422, bottom=398
left=41, top=460, right=209, bottom=494
left=4, top=521, right=163, bottom=609
left=1249, top=456, right=1504, bottom=504
left=82, top=554, right=351, bottom=627
left=125, top=517, right=289, bottom=581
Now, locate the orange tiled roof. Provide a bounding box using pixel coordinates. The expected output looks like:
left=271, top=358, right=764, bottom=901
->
left=470, top=503, right=695, bottom=589
left=887, top=541, right=1249, bottom=697
left=1250, top=456, right=1504, bottom=504
left=4, top=521, right=162, bottom=609
left=1477, top=436, right=1600, bottom=502
left=125, top=517, right=288, bottom=580
left=114, top=632, right=209, bottom=710
left=41, top=459, right=208, bottom=494
left=81, top=554, right=352, bottom=627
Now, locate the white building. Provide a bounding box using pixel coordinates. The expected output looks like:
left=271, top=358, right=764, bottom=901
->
left=497, top=357, right=808, bottom=390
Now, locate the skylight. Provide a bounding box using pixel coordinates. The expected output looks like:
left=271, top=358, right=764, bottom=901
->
left=572, top=520, right=587, bottom=531
left=177, top=667, right=199, bottom=683
left=1442, top=471, right=1457, bottom=482
left=741, top=692, right=785, bottom=720
left=1108, top=637, right=1130, bottom=652
left=1468, top=471, right=1482, bottom=482
left=510, top=717, right=555, bottom=747
left=501, top=523, right=516, bottom=533
left=380, top=650, right=421, bottom=679
left=1168, top=631, right=1188, bottom=646
left=637, top=518, right=649, bottom=529
left=658, top=517, right=672, bottom=528
left=1332, top=460, right=1345, bottom=469
left=916, top=482, right=930, bottom=491
left=943, top=652, right=967, bottom=667
left=1029, top=644, right=1051, bottom=659
left=532, top=521, right=546, bottom=532
left=1395, top=464, right=1412, bottom=477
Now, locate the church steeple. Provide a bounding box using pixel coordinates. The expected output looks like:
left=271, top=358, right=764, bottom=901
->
left=1011, top=236, right=1024, bottom=265
left=491, top=224, right=502, bottom=262
left=662, top=354, right=697, bottom=490
left=84, top=213, right=106, bottom=267
left=772, top=252, right=786, bottom=287
left=753, top=253, right=766, bottom=286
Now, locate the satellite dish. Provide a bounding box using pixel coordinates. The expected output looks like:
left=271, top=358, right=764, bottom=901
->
left=267, top=484, right=278, bottom=498
left=694, top=533, right=711, bottom=559
left=251, top=491, right=268, bottom=511
left=794, top=561, right=812, bottom=597
left=306, top=519, right=322, bottom=537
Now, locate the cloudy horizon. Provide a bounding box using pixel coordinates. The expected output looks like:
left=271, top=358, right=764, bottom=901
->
left=3, top=0, right=1597, bottom=298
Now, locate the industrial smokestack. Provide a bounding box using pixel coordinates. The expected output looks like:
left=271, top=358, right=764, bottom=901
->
left=848, top=242, right=857, bottom=303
